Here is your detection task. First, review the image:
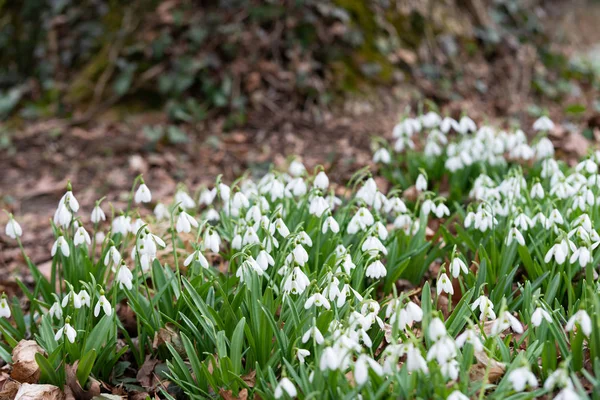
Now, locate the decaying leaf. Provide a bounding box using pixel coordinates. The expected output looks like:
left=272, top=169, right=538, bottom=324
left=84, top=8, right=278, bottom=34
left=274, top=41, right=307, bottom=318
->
left=0, top=378, right=21, bottom=400
left=14, top=383, right=65, bottom=400
left=241, top=370, right=256, bottom=388
left=469, top=350, right=506, bottom=384
left=219, top=388, right=248, bottom=400
left=136, top=356, right=159, bottom=389
left=152, top=324, right=184, bottom=354
left=66, top=362, right=101, bottom=400
left=11, top=340, right=45, bottom=384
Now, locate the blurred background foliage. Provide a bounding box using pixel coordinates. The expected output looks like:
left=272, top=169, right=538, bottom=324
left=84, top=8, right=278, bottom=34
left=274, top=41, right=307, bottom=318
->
left=0, top=0, right=598, bottom=129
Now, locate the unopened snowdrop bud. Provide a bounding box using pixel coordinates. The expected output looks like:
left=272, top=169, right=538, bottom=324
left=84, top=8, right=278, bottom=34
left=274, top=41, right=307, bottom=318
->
left=104, top=246, right=121, bottom=268
left=91, top=203, right=106, bottom=224
left=135, top=180, right=152, bottom=204
left=74, top=226, right=91, bottom=246
left=4, top=216, right=22, bottom=239
left=416, top=173, right=427, bottom=192
left=94, top=290, right=112, bottom=317
left=533, top=116, right=554, bottom=132
left=51, top=236, right=70, bottom=257
left=55, top=318, right=77, bottom=343
left=176, top=210, right=198, bottom=233
left=322, top=216, right=340, bottom=234
left=314, top=171, right=329, bottom=190
left=231, top=234, right=242, bottom=250
left=116, top=263, right=133, bottom=290
left=508, top=365, right=538, bottom=392
left=373, top=148, right=391, bottom=164
left=289, top=160, right=306, bottom=177
left=274, top=377, right=297, bottom=399
left=302, top=326, right=324, bottom=344
left=531, top=307, right=552, bottom=327
left=436, top=271, right=453, bottom=296
left=566, top=309, right=592, bottom=337
left=275, top=218, right=290, bottom=237
left=0, top=295, right=10, bottom=319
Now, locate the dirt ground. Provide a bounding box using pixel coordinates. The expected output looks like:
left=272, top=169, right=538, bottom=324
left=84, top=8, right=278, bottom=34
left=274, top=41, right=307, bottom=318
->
left=1, top=1, right=599, bottom=291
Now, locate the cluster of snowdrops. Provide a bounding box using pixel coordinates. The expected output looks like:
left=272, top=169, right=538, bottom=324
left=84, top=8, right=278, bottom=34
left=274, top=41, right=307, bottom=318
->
left=2, top=113, right=600, bottom=399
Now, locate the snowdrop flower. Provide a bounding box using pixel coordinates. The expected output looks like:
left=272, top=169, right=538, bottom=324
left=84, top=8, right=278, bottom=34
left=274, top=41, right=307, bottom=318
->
left=236, top=257, right=264, bottom=281
left=314, top=171, right=329, bottom=190
left=531, top=307, right=552, bottom=327
left=91, top=204, right=106, bottom=223
left=554, top=387, right=581, bottom=400
left=77, top=290, right=91, bottom=308
left=309, top=196, right=330, bottom=217
left=354, top=354, right=383, bottom=385
left=256, top=250, right=274, bottom=271
left=566, top=310, right=592, bottom=337
left=49, top=302, right=62, bottom=319
left=112, top=215, right=131, bottom=235
left=94, top=292, right=112, bottom=317
left=4, top=216, right=22, bottom=239
left=205, top=209, right=220, bottom=221
left=440, top=359, right=459, bottom=380
left=175, top=191, right=196, bottom=209
left=302, top=326, right=324, bottom=344
left=421, top=111, right=441, bottom=128
left=436, top=272, right=453, bottom=296
left=471, top=295, right=496, bottom=320
left=507, top=226, right=525, bottom=246
left=104, top=246, right=122, bottom=269
left=0, top=296, right=10, bottom=319
left=373, top=148, right=391, bottom=164
left=54, top=203, right=72, bottom=227
left=51, top=236, right=70, bottom=257
left=55, top=319, right=77, bottom=343
left=74, top=226, right=91, bottom=246
left=455, top=328, right=484, bottom=352
left=203, top=229, right=221, bottom=253
left=362, top=236, right=387, bottom=256
left=231, top=234, right=242, bottom=250
left=508, top=365, right=538, bottom=392
left=297, top=349, right=310, bottom=364
left=365, top=259, right=386, bottom=279
left=322, top=216, right=339, bottom=234
left=134, top=182, right=152, bottom=203
left=570, top=246, right=592, bottom=267
left=450, top=257, right=468, bottom=278
left=458, top=116, right=477, bottom=134
left=282, top=267, right=310, bottom=295
left=416, top=173, right=427, bottom=192
left=183, top=250, right=209, bottom=269
left=434, top=202, right=450, bottom=219
left=447, top=390, right=469, bottom=400
left=428, top=317, right=447, bottom=341
left=545, top=239, right=575, bottom=265
left=176, top=211, right=198, bottom=233
left=356, top=178, right=378, bottom=206
left=530, top=182, right=545, bottom=199
left=274, top=218, right=290, bottom=237
left=533, top=116, right=554, bottom=131
left=534, top=137, right=555, bottom=159
left=491, top=311, right=523, bottom=335
left=116, top=263, right=133, bottom=290
left=544, top=367, right=573, bottom=391
left=305, top=293, right=330, bottom=310
left=274, top=377, right=297, bottom=399
left=405, top=343, right=428, bottom=373
left=289, top=160, right=306, bottom=177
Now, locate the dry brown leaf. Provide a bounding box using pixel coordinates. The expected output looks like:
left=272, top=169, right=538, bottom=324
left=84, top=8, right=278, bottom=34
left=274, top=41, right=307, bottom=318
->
left=561, top=131, right=590, bottom=159
left=152, top=324, right=183, bottom=354
left=219, top=388, right=248, bottom=400
left=14, top=383, right=65, bottom=400
left=136, top=356, right=159, bottom=389
left=469, top=350, right=506, bottom=384
left=11, top=340, right=45, bottom=384
left=65, top=362, right=101, bottom=400
left=0, top=379, right=21, bottom=400
left=241, top=370, right=256, bottom=388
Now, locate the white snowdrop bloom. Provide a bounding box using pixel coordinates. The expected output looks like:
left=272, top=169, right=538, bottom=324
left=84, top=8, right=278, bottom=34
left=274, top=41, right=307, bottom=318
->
left=302, top=326, right=324, bottom=344
left=5, top=217, right=22, bottom=239
left=355, top=178, right=378, bottom=207
left=450, top=257, right=468, bottom=278
left=285, top=178, right=307, bottom=198
left=252, top=250, right=272, bottom=271
left=436, top=273, right=453, bottom=296
left=322, top=216, right=339, bottom=234
left=576, top=159, right=598, bottom=175
left=508, top=366, right=538, bottom=392
left=416, top=174, right=427, bottom=191
left=548, top=209, right=564, bottom=226
left=231, top=192, right=250, bottom=211
left=54, top=203, right=72, bottom=227
left=217, top=183, right=231, bottom=202
left=531, top=307, right=552, bottom=327
left=373, top=148, right=391, bottom=164
left=533, top=116, right=554, bottom=131
left=374, top=221, right=388, bottom=240
left=176, top=211, right=198, bottom=233
left=112, top=215, right=131, bottom=235
left=241, top=227, right=259, bottom=246
left=203, top=229, right=221, bottom=253
left=545, top=239, right=575, bottom=265
left=104, top=246, right=121, bottom=269
left=274, top=377, right=297, bottom=399
left=325, top=195, right=342, bottom=211
left=74, top=226, right=91, bottom=246
left=570, top=246, right=592, bottom=267
left=134, top=183, right=152, bottom=203
left=405, top=343, right=428, bottom=373
left=205, top=209, right=220, bottom=221
left=236, top=257, right=265, bottom=281
left=385, top=197, right=407, bottom=214
left=51, top=236, right=70, bottom=257
left=91, top=204, right=106, bottom=223
left=365, top=259, right=386, bottom=279
left=199, top=188, right=217, bottom=206
left=534, top=137, right=555, bottom=159
left=394, top=137, right=415, bottom=152
left=292, top=244, right=309, bottom=266
left=183, top=250, right=209, bottom=269
left=491, top=311, right=523, bottom=335
left=440, top=117, right=459, bottom=133
left=471, top=295, right=496, bottom=320
left=362, top=236, right=387, bottom=256
left=554, top=387, right=581, bottom=400
left=428, top=317, right=447, bottom=341
left=314, top=171, right=329, bottom=190
left=513, top=213, right=533, bottom=231
left=151, top=203, right=168, bottom=221
left=336, top=254, right=356, bottom=275
left=447, top=390, right=469, bottom=400
left=421, top=199, right=435, bottom=216
left=59, top=190, right=80, bottom=212
left=421, top=111, right=441, bottom=128
left=76, top=290, right=90, bottom=308
left=116, top=263, right=134, bottom=290
left=530, top=182, right=545, bottom=199
left=458, top=116, right=477, bottom=134
left=455, top=328, right=484, bottom=352
left=544, top=368, right=573, bottom=391
left=175, top=191, right=196, bottom=209
left=309, top=196, right=330, bottom=217
left=94, top=294, right=112, bottom=317
left=354, top=354, right=383, bottom=386
left=305, top=293, right=330, bottom=310
left=274, top=218, right=290, bottom=237
left=289, top=160, right=306, bottom=177
left=433, top=202, right=449, bottom=219
left=49, top=302, right=62, bottom=319
left=440, top=359, right=459, bottom=380
left=297, top=349, right=310, bottom=364
left=507, top=226, right=525, bottom=247
left=566, top=310, right=592, bottom=337
left=424, top=140, right=443, bottom=157
left=55, top=321, right=77, bottom=343
left=282, top=267, right=310, bottom=295
left=0, top=297, right=10, bottom=318
left=231, top=234, right=242, bottom=250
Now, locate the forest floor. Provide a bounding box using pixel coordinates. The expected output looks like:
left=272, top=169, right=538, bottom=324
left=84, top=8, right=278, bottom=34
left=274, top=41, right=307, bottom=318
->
left=1, top=1, right=599, bottom=293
